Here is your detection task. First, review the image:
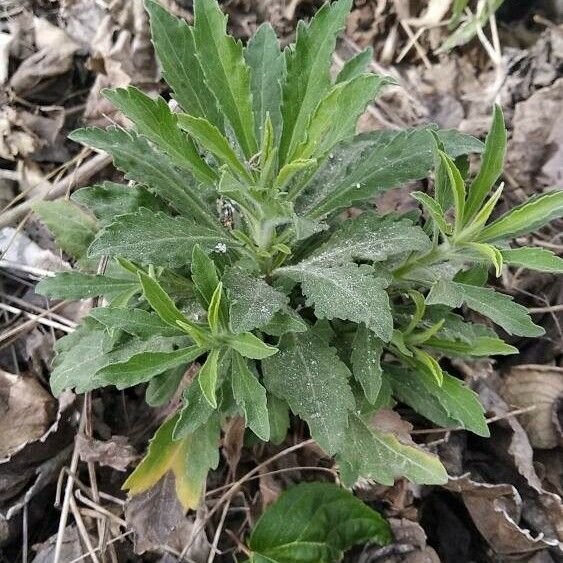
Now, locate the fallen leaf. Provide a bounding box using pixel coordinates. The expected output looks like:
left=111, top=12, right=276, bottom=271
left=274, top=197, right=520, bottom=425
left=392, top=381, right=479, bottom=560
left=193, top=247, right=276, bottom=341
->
left=76, top=434, right=138, bottom=471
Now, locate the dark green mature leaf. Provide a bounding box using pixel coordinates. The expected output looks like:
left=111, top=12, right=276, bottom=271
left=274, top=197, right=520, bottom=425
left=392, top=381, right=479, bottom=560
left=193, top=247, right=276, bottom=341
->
left=262, top=308, right=309, bottom=337
left=435, top=129, right=484, bottom=157
left=232, top=353, right=270, bottom=441
left=145, top=366, right=185, bottom=406
left=299, top=128, right=435, bottom=218
left=89, top=307, right=184, bottom=338
left=145, top=0, right=223, bottom=127
left=72, top=182, right=163, bottom=226
left=96, top=345, right=204, bottom=389
left=463, top=105, right=506, bottom=223
left=279, top=0, right=352, bottom=164
left=351, top=324, right=383, bottom=404
left=293, top=74, right=388, bottom=161
left=386, top=365, right=489, bottom=436
left=223, top=268, right=287, bottom=333
left=262, top=332, right=355, bottom=454
left=337, top=414, right=448, bottom=486
left=174, top=379, right=215, bottom=439
left=278, top=262, right=393, bottom=341
left=34, top=200, right=97, bottom=260
left=478, top=191, right=563, bottom=242
left=248, top=482, right=391, bottom=562
left=335, top=47, right=373, bottom=83
left=244, top=23, right=285, bottom=142
left=36, top=272, right=138, bottom=300
left=103, top=87, right=216, bottom=184
left=501, top=247, right=563, bottom=273
left=308, top=212, right=431, bottom=265
left=193, top=0, right=257, bottom=158
left=426, top=280, right=544, bottom=337
left=89, top=208, right=235, bottom=268
left=69, top=127, right=218, bottom=230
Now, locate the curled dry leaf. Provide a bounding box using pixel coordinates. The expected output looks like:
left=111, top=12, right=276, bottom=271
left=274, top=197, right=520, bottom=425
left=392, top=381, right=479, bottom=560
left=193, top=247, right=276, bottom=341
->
left=76, top=434, right=138, bottom=471
left=501, top=365, right=563, bottom=449
left=446, top=475, right=561, bottom=556
left=0, top=370, right=56, bottom=460
left=124, top=471, right=210, bottom=557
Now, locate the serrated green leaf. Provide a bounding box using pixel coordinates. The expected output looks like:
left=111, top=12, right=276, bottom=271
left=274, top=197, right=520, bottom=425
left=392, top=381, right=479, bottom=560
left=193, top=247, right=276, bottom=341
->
left=463, top=105, right=506, bottom=223
left=279, top=0, right=352, bottom=164
left=248, top=482, right=391, bottom=562
left=244, top=23, right=285, bottom=142
left=337, top=414, right=447, bottom=486
left=69, top=127, right=218, bottom=229
left=33, top=200, right=97, bottom=260
left=177, top=114, right=252, bottom=182
left=228, top=332, right=278, bottom=359
left=262, top=332, right=354, bottom=454
left=335, top=47, right=373, bottom=84
left=89, top=208, right=234, bottom=268
left=198, top=348, right=220, bottom=408
left=232, top=353, right=270, bottom=441
left=478, top=190, right=563, bottom=242
left=36, top=272, right=138, bottom=300
left=145, top=0, right=222, bottom=127
left=293, top=74, right=388, bottom=161
left=174, top=379, right=215, bottom=439
left=351, top=324, right=383, bottom=404
left=103, top=87, right=216, bottom=184
left=426, top=280, right=544, bottom=337
left=89, top=307, right=184, bottom=338
left=72, top=182, right=163, bottom=226
left=277, top=262, right=393, bottom=341
left=138, top=272, right=187, bottom=327
left=299, top=128, right=436, bottom=218
left=261, top=308, right=309, bottom=337
left=96, top=345, right=204, bottom=389
left=386, top=365, right=489, bottom=436
left=193, top=0, right=257, bottom=158
left=432, top=129, right=484, bottom=157
left=307, top=212, right=431, bottom=265
left=501, top=247, right=563, bottom=273
left=222, top=268, right=288, bottom=334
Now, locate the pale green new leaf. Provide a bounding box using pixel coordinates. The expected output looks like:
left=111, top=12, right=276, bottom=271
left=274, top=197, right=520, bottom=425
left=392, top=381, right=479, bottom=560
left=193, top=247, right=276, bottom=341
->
left=293, top=74, right=388, bottom=161
left=193, top=0, right=257, bottom=157
left=279, top=0, right=352, bottom=163
left=228, top=332, right=278, bottom=359
left=463, top=242, right=504, bottom=277
left=478, top=190, right=563, bottom=242
left=463, top=105, right=506, bottom=223
left=36, top=272, right=138, bottom=300
left=145, top=0, right=222, bottom=127
left=336, top=47, right=373, bottom=83
left=426, top=280, right=544, bottom=337
left=262, top=332, right=355, bottom=454
left=89, top=208, right=235, bottom=268
left=410, top=191, right=452, bottom=235
left=277, top=262, right=393, bottom=341
left=244, top=23, right=285, bottom=142
left=502, top=247, right=563, bottom=273
left=248, top=482, right=391, bottom=562
left=69, top=127, right=218, bottom=229
left=222, top=268, right=287, bottom=334
left=177, top=114, right=252, bottom=182
left=351, top=324, right=383, bottom=404
left=386, top=365, right=489, bottom=437
left=337, top=414, right=447, bottom=486
left=103, top=87, right=216, bottom=184
left=438, top=151, right=465, bottom=231
left=34, top=200, right=97, bottom=260
left=232, top=353, right=270, bottom=441
left=96, top=345, right=204, bottom=389
left=198, top=348, right=220, bottom=408
left=307, top=212, right=431, bottom=266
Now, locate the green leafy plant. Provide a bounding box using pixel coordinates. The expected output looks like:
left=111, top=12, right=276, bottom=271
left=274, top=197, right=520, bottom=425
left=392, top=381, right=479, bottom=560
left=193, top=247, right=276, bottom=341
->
left=35, top=0, right=563, bottom=511
left=243, top=482, right=391, bottom=562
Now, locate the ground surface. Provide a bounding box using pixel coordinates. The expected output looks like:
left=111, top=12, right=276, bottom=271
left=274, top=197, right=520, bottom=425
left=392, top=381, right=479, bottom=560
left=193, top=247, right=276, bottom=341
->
left=0, top=1, right=562, bottom=561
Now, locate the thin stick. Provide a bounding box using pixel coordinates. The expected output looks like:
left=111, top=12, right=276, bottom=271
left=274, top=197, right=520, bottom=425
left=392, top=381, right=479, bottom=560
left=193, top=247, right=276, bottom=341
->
left=0, top=292, right=76, bottom=327
left=0, top=260, right=56, bottom=278
left=528, top=304, right=563, bottom=314
left=207, top=496, right=232, bottom=563
left=70, top=495, right=101, bottom=563
left=66, top=531, right=133, bottom=563
left=0, top=302, right=75, bottom=333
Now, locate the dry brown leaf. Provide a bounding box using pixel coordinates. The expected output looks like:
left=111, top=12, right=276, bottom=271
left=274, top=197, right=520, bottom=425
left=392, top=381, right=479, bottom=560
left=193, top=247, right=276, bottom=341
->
left=222, top=415, right=245, bottom=474
left=76, top=434, right=138, bottom=471
left=502, top=365, right=563, bottom=449
left=0, top=370, right=56, bottom=460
